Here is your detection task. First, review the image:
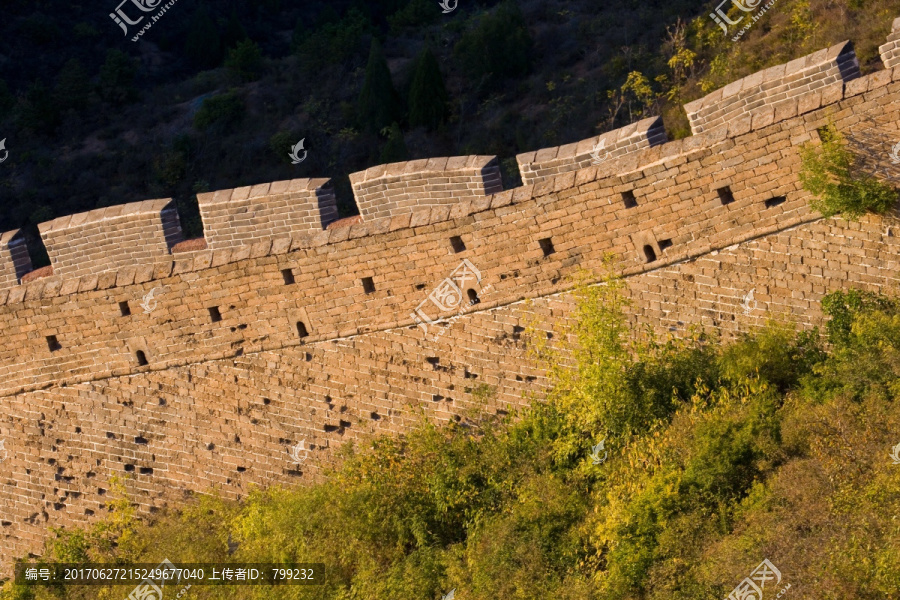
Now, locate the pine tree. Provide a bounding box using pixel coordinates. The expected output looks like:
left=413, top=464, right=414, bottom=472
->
left=357, top=39, right=402, bottom=132
left=379, top=122, right=408, bottom=164
left=408, top=48, right=449, bottom=130
left=55, top=59, right=91, bottom=111
left=185, top=5, right=223, bottom=70
left=222, top=10, right=247, bottom=50
left=98, top=50, right=137, bottom=105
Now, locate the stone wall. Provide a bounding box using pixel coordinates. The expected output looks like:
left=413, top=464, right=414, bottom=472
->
left=880, top=17, right=900, bottom=68
left=3, top=23, right=900, bottom=572
left=36, top=199, right=184, bottom=279
left=516, top=117, right=667, bottom=186
left=683, top=41, right=860, bottom=134
left=197, top=178, right=338, bottom=250
left=0, top=230, right=32, bottom=290
left=349, top=156, right=503, bottom=220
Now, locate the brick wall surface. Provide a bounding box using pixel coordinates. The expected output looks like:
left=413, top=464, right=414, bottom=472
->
left=36, top=199, right=184, bottom=279
left=3, top=25, right=900, bottom=572
left=349, top=156, right=503, bottom=220
left=684, top=41, right=860, bottom=135
left=197, top=178, right=338, bottom=250
left=881, top=17, right=900, bottom=68
left=0, top=230, right=32, bottom=290
left=516, top=117, right=668, bottom=186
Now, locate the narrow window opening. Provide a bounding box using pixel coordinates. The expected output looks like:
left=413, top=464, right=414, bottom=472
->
left=208, top=306, right=222, bottom=322
left=297, top=321, right=309, bottom=338
left=658, top=239, right=673, bottom=251
left=362, top=277, right=376, bottom=294
left=538, top=237, right=555, bottom=256
left=450, top=236, right=466, bottom=253
left=119, top=301, right=131, bottom=316
left=717, top=186, right=735, bottom=205
left=622, top=190, right=638, bottom=208
left=282, top=268, right=295, bottom=285
left=765, top=196, right=787, bottom=208
left=816, top=126, right=830, bottom=141
left=46, top=335, right=61, bottom=352
left=643, top=245, right=657, bottom=263
left=467, top=289, right=480, bottom=305
left=136, top=351, right=149, bottom=366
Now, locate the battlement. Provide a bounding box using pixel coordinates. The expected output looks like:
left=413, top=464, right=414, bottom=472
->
left=349, top=156, right=503, bottom=220
left=516, top=117, right=668, bottom=186
left=880, top=17, right=900, bottom=68
left=3, top=18, right=900, bottom=571
left=37, top=199, right=183, bottom=279
left=197, top=178, right=338, bottom=250
left=684, top=40, right=860, bottom=134
left=0, top=230, right=32, bottom=289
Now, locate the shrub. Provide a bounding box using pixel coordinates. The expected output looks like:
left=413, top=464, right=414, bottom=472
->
left=193, top=91, right=245, bottom=131
left=453, top=0, right=533, bottom=91
left=225, top=39, right=264, bottom=82
left=379, top=122, right=409, bottom=163
left=98, top=50, right=137, bottom=106
left=294, top=8, right=373, bottom=68
left=799, top=123, right=897, bottom=220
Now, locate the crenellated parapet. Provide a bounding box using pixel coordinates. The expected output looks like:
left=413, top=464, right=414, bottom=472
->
left=349, top=156, right=502, bottom=220
left=684, top=41, right=860, bottom=135
left=516, top=117, right=667, bottom=186
left=0, top=230, right=33, bottom=289
left=880, top=17, right=900, bottom=68
left=197, top=178, right=338, bottom=250
left=37, top=199, right=184, bottom=279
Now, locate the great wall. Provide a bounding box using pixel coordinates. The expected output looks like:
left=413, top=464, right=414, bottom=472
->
left=3, top=18, right=900, bottom=570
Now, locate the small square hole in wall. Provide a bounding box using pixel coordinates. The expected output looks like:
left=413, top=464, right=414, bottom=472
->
left=362, top=277, right=376, bottom=294
left=658, top=239, right=673, bottom=251
left=282, top=268, right=295, bottom=285
left=46, top=335, right=61, bottom=352
left=450, top=236, right=466, bottom=253
left=297, top=321, right=309, bottom=338
left=136, top=351, right=149, bottom=366
left=208, top=306, right=222, bottom=322
left=539, top=237, right=555, bottom=256
left=765, top=196, right=787, bottom=209
left=643, top=245, right=657, bottom=263
left=717, top=186, right=735, bottom=205
left=622, top=190, right=638, bottom=208
left=119, top=301, right=131, bottom=316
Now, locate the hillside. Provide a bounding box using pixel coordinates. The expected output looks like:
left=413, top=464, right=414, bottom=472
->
left=1, top=0, right=900, bottom=266
left=3, top=280, right=899, bottom=599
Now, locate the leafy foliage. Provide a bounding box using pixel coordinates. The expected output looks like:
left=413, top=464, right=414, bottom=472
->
left=408, top=48, right=449, bottom=130
left=6, top=276, right=900, bottom=600
left=193, top=91, right=245, bottom=131
left=225, top=40, right=264, bottom=82
left=453, top=0, right=533, bottom=92
left=799, top=123, right=897, bottom=219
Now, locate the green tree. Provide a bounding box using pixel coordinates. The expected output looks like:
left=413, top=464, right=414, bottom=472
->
left=55, top=59, right=91, bottom=111
left=98, top=49, right=137, bottom=105
left=799, top=123, right=897, bottom=220
left=225, top=39, right=264, bottom=82
left=379, top=122, right=408, bottom=163
left=388, top=0, right=440, bottom=34
left=357, top=39, right=403, bottom=132
left=221, top=10, right=247, bottom=50
left=18, top=80, right=61, bottom=134
left=193, top=91, right=245, bottom=131
left=184, top=5, right=223, bottom=70
left=408, top=48, right=449, bottom=130
left=453, top=0, right=533, bottom=91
